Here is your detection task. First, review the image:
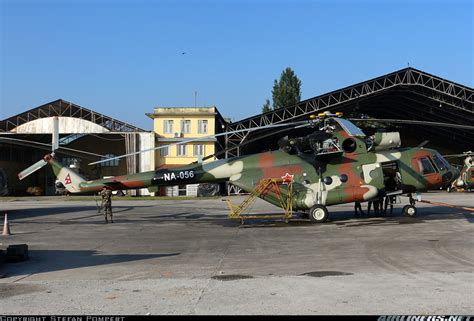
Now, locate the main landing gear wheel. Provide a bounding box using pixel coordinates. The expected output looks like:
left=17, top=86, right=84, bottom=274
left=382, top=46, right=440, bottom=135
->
left=403, top=204, right=417, bottom=217
left=309, top=205, right=329, bottom=223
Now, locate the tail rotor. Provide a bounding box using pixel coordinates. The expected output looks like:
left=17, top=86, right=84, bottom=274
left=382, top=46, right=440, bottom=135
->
left=18, top=117, right=59, bottom=181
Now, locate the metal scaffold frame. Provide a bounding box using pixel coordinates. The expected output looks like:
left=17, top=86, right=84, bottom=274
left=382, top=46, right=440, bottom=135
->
left=0, top=99, right=146, bottom=133
left=225, top=178, right=293, bottom=224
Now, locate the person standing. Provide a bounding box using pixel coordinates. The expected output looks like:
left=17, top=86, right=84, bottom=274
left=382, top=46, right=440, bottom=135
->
left=100, top=186, right=113, bottom=223
left=354, top=201, right=365, bottom=217
left=367, top=199, right=381, bottom=216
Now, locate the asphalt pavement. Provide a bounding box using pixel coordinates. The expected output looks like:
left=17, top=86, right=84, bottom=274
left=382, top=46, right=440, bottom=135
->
left=0, top=192, right=473, bottom=315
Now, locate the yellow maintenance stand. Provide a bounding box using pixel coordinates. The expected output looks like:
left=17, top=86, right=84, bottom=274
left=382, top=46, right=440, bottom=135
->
left=225, top=178, right=293, bottom=224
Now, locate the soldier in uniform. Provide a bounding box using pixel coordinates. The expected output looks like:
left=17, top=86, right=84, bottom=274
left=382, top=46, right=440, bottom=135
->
left=100, top=186, right=113, bottom=223
left=354, top=201, right=365, bottom=217
left=367, top=198, right=382, bottom=216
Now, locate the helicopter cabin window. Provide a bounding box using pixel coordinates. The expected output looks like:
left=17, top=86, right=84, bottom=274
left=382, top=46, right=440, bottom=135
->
left=417, top=157, right=436, bottom=175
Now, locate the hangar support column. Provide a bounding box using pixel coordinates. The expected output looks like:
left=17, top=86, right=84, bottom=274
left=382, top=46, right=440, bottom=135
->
left=124, top=132, right=155, bottom=196
left=138, top=132, right=155, bottom=196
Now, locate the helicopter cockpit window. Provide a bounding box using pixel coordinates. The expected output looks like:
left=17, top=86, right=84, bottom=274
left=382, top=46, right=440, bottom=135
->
left=333, top=118, right=366, bottom=137
left=432, top=154, right=448, bottom=171
left=418, top=157, right=437, bottom=175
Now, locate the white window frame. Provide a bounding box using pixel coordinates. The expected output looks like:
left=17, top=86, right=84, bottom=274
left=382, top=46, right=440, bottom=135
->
left=193, top=144, right=205, bottom=156
left=181, top=120, right=191, bottom=134
left=177, top=144, right=187, bottom=156
left=164, top=120, right=174, bottom=134
left=198, top=120, right=208, bottom=134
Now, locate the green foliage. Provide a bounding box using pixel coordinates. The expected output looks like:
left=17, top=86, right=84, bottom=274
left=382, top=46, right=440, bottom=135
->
left=262, top=99, right=272, bottom=113
left=272, top=67, right=301, bottom=109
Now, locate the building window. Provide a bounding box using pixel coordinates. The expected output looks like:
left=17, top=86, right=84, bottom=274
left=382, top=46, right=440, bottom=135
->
left=180, top=120, right=191, bottom=134
left=101, top=154, right=119, bottom=167
left=177, top=144, right=187, bottom=156
left=164, top=120, right=174, bottom=134
left=178, top=184, right=187, bottom=196
left=160, top=146, right=169, bottom=157
left=193, top=144, right=205, bottom=156
left=198, top=120, right=208, bottom=134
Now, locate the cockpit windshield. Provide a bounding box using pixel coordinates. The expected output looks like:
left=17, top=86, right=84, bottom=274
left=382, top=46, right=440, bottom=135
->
left=432, top=154, right=449, bottom=171
left=332, top=118, right=366, bottom=137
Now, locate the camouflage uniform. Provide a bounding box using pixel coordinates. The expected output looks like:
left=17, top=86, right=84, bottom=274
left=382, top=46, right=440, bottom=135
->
left=100, top=188, right=113, bottom=223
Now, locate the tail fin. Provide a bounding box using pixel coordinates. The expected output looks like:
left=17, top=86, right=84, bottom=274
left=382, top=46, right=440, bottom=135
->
left=47, top=155, right=86, bottom=194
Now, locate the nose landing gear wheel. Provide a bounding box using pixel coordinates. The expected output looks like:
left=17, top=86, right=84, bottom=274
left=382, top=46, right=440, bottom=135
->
left=309, top=205, right=329, bottom=223
left=403, top=204, right=417, bottom=217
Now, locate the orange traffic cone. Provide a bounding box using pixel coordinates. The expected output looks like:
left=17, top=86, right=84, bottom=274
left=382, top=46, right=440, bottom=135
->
left=2, top=213, right=11, bottom=236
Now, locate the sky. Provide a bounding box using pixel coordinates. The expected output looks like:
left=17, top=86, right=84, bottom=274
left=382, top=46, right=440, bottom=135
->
left=1, top=0, right=472, bottom=131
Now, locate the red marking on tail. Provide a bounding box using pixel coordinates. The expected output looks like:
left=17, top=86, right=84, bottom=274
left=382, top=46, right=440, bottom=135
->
left=65, top=174, right=72, bottom=185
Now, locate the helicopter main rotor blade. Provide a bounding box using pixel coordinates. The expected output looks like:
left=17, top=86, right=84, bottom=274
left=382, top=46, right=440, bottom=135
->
left=443, top=152, right=474, bottom=158
left=0, top=137, right=106, bottom=159
left=18, top=158, right=48, bottom=180
left=349, top=118, right=474, bottom=130
left=417, top=140, right=430, bottom=147
left=197, top=125, right=301, bottom=162
left=88, top=120, right=310, bottom=166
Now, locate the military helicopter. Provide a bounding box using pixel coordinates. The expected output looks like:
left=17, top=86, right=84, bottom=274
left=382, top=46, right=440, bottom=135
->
left=444, top=151, right=474, bottom=192
left=15, top=112, right=464, bottom=223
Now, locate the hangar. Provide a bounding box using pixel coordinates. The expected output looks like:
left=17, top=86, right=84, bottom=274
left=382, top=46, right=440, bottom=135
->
left=224, top=67, right=473, bottom=158
left=0, top=99, right=155, bottom=196
left=0, top=68, right=472, bottom=196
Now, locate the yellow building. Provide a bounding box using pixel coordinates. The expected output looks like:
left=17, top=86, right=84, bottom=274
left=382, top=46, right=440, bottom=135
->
left=146, top=106, right=227, bottom=195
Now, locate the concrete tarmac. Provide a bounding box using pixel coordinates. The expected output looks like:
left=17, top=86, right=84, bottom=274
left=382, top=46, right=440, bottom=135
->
left=0, top=192, right=473, bottom=315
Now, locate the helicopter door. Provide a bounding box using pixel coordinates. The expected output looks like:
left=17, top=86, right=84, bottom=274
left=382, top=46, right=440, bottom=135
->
left=380, top=161, right=402, bottom=193
left=362, top=163, right=384, bottom=187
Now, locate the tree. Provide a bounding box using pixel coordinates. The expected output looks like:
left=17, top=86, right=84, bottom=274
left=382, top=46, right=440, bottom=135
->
left=272, top=67, right=302, bottom=109
left=261, top=99, right=272, bottom=113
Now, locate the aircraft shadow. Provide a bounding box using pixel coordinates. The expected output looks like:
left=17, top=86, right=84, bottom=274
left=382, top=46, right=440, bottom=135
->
left=0, top=250, right=180, bottom=278
left=327, top=205, right=473, bottom=227
left=114, top=212, right=239, bottom=227
left=4, top=204, right=470, bottom=228
left=98, top=204, right=473, bottom=228
left=4, top=205, right=153, bottom=222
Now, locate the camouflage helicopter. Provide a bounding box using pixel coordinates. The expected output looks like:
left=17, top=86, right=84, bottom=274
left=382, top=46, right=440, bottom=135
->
left=444, top=151, right=474, bottom=192
left=16, top=112, right=465, bottom=223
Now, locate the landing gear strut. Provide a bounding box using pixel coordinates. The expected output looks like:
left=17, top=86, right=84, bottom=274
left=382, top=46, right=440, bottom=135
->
left=309, top=204, right=329, bottom=223
left=403, top=193, right=418, bottom=217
